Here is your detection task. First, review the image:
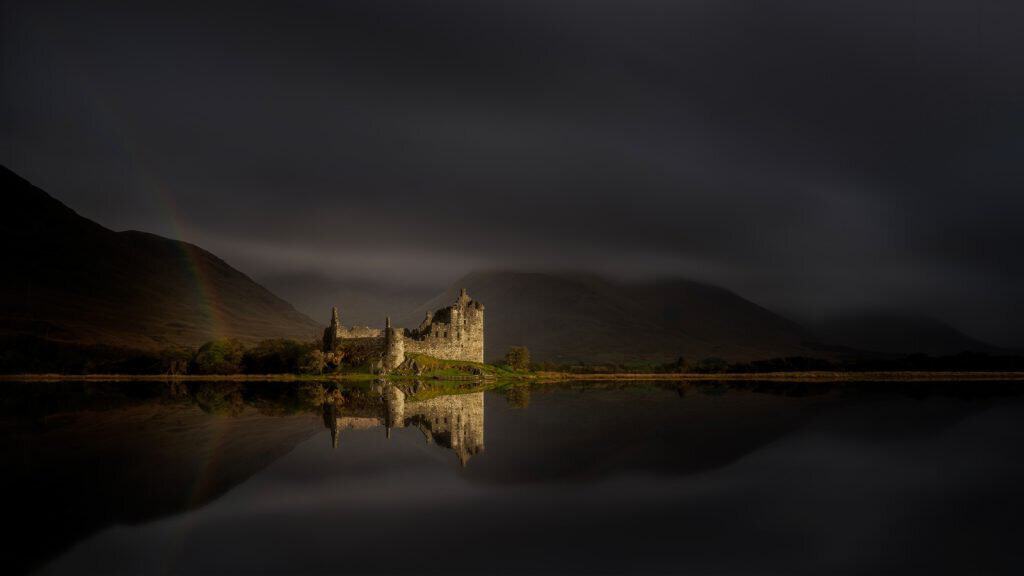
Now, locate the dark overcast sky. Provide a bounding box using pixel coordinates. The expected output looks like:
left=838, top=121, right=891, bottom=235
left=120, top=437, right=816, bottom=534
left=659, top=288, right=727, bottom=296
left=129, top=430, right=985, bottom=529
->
left=2, top=0, right=1023, bottom=346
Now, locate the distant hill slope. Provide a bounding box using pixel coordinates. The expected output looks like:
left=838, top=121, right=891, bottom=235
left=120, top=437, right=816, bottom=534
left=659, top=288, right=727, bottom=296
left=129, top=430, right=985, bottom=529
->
left=261, top=272, right=436, bottom=328
left=810, top=312, right=999, bottom=356
left=400, top=271, right=810, bottom=364
left=0, top=166, right=320, bottom=349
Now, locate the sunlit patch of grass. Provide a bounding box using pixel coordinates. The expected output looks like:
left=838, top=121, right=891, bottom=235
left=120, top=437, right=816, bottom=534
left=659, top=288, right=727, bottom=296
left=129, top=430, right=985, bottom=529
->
left=398, top=353, right=532, bottom=381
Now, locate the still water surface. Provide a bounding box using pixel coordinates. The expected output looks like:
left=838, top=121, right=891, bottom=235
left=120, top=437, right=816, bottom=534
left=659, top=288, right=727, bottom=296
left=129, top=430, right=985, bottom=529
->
left=4, top=380, right=1024, bottom=575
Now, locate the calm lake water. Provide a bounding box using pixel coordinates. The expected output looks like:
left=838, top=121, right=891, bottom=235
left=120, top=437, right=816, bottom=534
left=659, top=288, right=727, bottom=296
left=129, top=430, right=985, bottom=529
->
left=3, top=379, right=1024, bottom=575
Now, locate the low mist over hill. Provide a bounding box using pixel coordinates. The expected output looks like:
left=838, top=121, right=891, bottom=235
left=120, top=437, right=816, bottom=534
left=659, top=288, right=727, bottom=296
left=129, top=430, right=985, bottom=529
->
left=261, top=273, right=435, bottom=328
left=5, top=165, right=1003, bottom=364
left=283, top=269, right=1003, bottom=364
left=1, top=166, right=319, bottom=350
left=401, top=271, right=810, bottom=364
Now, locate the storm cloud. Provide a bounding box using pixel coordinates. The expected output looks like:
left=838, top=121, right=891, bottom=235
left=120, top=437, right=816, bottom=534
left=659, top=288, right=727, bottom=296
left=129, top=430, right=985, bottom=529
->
left=2, top=0, right=1022, bottom=345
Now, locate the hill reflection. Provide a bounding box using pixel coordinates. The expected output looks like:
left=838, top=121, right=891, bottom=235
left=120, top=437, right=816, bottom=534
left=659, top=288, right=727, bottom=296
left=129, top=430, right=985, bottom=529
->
left=3, top=378, right=1022, bottom=575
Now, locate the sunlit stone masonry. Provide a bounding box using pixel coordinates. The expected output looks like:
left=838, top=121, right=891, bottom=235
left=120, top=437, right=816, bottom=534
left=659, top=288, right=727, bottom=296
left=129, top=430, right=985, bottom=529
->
left=322, top=288, right=485, bottom=371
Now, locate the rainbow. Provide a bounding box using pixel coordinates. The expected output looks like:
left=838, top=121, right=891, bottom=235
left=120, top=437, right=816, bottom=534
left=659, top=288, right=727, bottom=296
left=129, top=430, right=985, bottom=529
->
left=63, top=70, right=243, bottom=571
left=154, top=183, right=230, bottom=341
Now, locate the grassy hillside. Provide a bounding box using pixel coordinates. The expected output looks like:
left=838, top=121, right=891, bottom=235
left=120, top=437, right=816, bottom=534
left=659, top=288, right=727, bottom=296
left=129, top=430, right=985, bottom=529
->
left=1, top=166, right=320, bottom=350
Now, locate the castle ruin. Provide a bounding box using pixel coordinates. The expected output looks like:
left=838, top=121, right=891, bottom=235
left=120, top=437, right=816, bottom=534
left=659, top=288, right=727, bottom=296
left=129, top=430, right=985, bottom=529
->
left=322, top=288, right=485, bottom=370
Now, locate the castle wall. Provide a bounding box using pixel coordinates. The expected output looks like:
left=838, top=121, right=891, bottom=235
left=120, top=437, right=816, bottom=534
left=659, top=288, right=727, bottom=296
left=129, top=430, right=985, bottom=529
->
left=338, top=326, right=381, bottom=339
left=323, top=306, right=381, bottom=351
left=336, top=337, right=385, bottom=367
left=404, top=328, right=482, bottom=363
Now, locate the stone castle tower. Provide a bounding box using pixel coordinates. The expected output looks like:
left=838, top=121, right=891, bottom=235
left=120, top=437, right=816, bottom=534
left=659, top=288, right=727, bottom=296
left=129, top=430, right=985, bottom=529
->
left=402, top=288, right=485, bottom=364
left=323, top=306, right=342, bottom=351
left=383, top=317, right=405, bottom=371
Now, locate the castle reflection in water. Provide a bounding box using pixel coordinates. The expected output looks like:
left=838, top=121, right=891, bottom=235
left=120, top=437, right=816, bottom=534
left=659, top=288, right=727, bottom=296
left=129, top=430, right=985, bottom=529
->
left=322, top=383, right=485, bottom=466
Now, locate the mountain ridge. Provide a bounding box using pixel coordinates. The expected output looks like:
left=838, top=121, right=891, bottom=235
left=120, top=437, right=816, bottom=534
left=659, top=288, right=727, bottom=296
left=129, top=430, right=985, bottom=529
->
left=809, top=311, right=1002, bottom=356
left=5, top=164, right=1003, bottom=363
left=1, top=165, right=320, bottom=350
left=400, top=270, right=812, bottom=363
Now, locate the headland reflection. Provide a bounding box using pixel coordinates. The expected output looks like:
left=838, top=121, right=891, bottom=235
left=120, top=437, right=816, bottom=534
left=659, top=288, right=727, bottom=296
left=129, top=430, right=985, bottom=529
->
left=3, top=378, right=1024, bottom=575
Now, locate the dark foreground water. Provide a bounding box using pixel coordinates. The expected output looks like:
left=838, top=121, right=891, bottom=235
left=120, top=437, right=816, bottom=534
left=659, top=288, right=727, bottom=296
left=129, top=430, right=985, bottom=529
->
left=3, top=379, right=1024, bottom=575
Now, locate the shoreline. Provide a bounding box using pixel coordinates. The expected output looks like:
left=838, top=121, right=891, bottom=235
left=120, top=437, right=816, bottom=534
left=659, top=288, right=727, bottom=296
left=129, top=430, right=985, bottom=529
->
left=3, top=371, right=1024, bottom=383
left=531, top=371, right=1024, bottom=382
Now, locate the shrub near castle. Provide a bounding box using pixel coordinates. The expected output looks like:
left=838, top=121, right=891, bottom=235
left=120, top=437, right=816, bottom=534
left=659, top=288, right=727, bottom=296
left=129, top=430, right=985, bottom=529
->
left=503, top=346, right=531, bottom=371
